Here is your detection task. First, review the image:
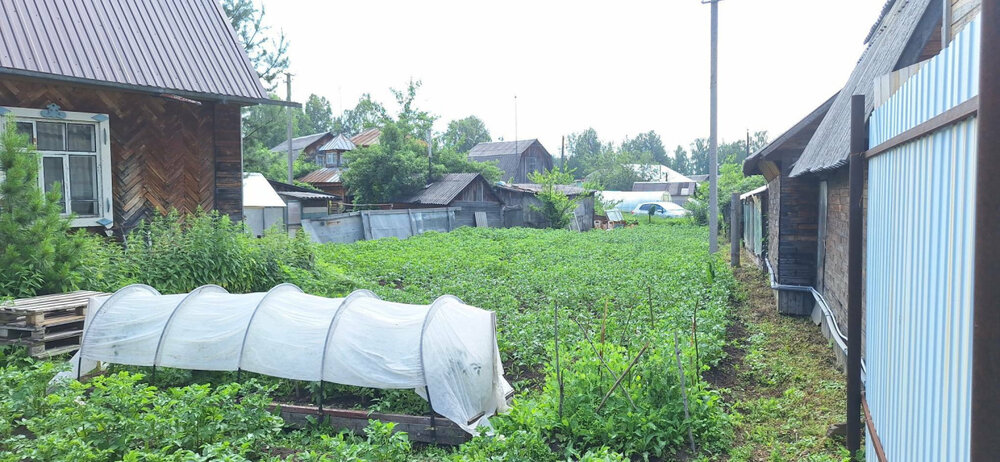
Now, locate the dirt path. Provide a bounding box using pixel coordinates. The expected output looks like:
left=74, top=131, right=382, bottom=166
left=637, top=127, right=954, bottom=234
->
left=708, top=254, right=858, bottom=461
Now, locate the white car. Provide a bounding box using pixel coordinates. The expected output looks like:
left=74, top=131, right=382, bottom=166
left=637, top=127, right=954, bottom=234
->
left=630, top=201, right=690, bottom=218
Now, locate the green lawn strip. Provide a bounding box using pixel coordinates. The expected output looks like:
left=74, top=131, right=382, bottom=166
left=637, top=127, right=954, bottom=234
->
left=724, top=261, right=857, bottom=462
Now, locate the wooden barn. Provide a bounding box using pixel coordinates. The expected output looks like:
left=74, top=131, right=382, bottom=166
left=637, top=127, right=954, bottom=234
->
left=0, top=0, right=290, bottom=232
left=468, top=139, right=553, bottom=183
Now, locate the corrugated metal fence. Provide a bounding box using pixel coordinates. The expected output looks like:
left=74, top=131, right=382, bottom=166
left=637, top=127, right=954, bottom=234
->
left=742, top=190, right=766, bottom=261
left=864, top=17, right=979, bottom=462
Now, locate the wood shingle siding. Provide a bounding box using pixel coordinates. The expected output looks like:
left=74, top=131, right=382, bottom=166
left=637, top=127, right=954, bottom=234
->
left=0, top=78, right=243, bottom=229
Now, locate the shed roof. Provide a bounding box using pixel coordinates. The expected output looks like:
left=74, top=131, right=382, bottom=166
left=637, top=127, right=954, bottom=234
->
left=243, top=173, right=285, bottom=208
left=790, top=0, right=938, bottom=176
left=299, top=168, right=344, bottom=184
left=271, top=132, right=332, bottom=154
left=473, top=154, right=522, bottom=180
left=497, top=183, right=590, bottom=197
left=688, top=174, right=710, bottom=183
left=468, top=139, right=539, bottom=157
left=318, top=134, right=356, bottom=152
left=399, top=173, right=487, bottom=205
left=268, top=178, right=340, bottom=200
left=743, top=93, right=837, bottom=176
left=0, top=0, right=286, bottom=106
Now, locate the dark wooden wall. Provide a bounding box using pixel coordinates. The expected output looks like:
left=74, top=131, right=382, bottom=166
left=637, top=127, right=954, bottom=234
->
left=514, top=143, right=555, bottom=183
left=0, top=77, right=243, bottom=230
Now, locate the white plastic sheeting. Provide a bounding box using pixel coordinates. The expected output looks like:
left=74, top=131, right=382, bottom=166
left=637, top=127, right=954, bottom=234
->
left=67, top=284, right=513, bottom=434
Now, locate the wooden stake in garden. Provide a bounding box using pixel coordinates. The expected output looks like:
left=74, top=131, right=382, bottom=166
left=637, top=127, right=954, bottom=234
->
left=554, top=303, right=564, bottom=419
left=596, top=342, right=648, bottom=413
left=673, top=331, right=697, bottom=453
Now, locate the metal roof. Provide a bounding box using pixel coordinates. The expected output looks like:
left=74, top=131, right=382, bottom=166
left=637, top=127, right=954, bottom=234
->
left=688, top=174, right=710, bottom=183
left=298, top=168, right=343, bottom=184
left=276, top=190, right=337, bottom=201
left=350, top=128, right=380, bottom=147
left=0, top=0, right=287, bottom=106
left=468, top=139, right=538, bottom=157
left=271, top=132, right=331, bottom=153
left=398, top=173, right=485, bottom=205
left=739, top=185, right=768, bottom=200
left=790, top=0, right=936, bottom=176
left=632, top=181, right=699, bottom=195
left=318, top=134, right=356, bottom=152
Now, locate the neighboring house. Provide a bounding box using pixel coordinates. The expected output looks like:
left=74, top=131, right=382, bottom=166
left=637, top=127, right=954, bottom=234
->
left=631, top=181, right=700, bottom=205
left=395, top=173, right=505, bottom=227
left=297, top=129, right=379, bottom=199
left=242, top=173, right=286, bottom=238
left=468, top=139, right=553, bottom=183
left=268, top=179, right=339, bottom=235
left=496, top=183, right=594, bottom=231
left=0, top=0, right=289, bottom=231
left=270, top=132, right=333, bottom=162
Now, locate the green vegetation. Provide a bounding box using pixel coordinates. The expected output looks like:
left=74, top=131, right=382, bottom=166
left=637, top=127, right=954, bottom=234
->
left=1, top=212, right=743, bottom=460
left=0, top=117, right=87, bottom=299
left=723, top=258, right=858, bottom=462
left=526, top=167, right=582, bottom=229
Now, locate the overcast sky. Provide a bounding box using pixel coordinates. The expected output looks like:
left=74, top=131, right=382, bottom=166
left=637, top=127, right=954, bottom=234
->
left=263, top=0, right=886, bottom=156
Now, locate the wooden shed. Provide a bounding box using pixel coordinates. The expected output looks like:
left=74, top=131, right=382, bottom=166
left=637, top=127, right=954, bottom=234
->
left=0, top=0, right=291, bottom=232
left=495, top=183, right=594, bottom=231
left=395, top=173, right=504, bottom=227
left=468, top=139, right=553, bottom=183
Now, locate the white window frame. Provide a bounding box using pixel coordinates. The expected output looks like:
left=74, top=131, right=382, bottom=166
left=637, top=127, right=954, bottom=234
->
left=3, top=105, right=113, bottom=228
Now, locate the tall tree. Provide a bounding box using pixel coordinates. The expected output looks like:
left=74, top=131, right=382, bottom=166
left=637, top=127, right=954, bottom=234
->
left=336, top=94, right=389, bottom=136
left=688, top=138, right=711, bottom=176
left=391, top=79, right=436, bottom=139
left=672, top=146, right=692, bottom=175
left=566, top=128, right=605, bottom=177
left=620, top=131, right=668, bottom=166
left=222, top=0, right=289, bottom=92
left=300, top=94, right=333, bottom=135
left=441, top=116, right=491, bottom=153
left=342, top=122, right=426, bottom=204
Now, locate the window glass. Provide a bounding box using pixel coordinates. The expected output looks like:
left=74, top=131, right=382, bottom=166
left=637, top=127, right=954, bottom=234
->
left=15, top=122, right=33, bottom=143
left=69, top=155, right=98, bottom=215
left=67, top=124, right=96, bottom=152
left=638, top=204, right=652, bottom=211
left=36, top=122, right=64, bottom=151
left=42, top=157, right=66, bottom=212
left=326, top=153, right=335, bottom=166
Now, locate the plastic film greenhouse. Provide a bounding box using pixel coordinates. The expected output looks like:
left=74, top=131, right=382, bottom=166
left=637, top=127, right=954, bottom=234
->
left=65, top=284, right=513, bottom=434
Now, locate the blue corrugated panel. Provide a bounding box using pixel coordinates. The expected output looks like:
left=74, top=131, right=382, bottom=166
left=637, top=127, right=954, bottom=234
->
left=865, top=17, right=979, bottom=462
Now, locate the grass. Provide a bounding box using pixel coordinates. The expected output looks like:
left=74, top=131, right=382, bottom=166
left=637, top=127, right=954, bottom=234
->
left=714, top=252, right=860, bottom=462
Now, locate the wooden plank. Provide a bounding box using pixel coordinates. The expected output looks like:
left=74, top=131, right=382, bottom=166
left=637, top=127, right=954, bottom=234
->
left=273, top=403, right=471, bottom=445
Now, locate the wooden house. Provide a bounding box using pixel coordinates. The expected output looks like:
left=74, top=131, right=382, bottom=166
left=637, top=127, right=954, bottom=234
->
left=0, top=0, right=290, bottom=232
left=297, top=129, right=380, bottom=199
left=468, top=139, right=553, bottom=183
left=270, top=132, right=334, bottom=162
left=267, top=179, right=339, bottom=235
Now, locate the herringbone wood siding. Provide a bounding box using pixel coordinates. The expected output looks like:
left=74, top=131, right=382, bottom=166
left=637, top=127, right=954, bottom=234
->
left=0, top=77, right=242, bottom=230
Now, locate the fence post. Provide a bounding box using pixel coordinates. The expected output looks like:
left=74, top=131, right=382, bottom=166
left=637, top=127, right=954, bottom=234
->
left=847, top=94, right=867, bottom=456
left=730, top=193, right=740, bottom=267
left=973, top=2, right=1000, bottom=459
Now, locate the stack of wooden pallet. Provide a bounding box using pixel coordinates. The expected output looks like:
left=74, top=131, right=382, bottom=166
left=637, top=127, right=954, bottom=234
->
left=0, top=291, right=107, bottom=358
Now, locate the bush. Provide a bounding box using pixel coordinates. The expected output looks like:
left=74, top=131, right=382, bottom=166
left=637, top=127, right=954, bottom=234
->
left=0, top=117, right=88, bottom=298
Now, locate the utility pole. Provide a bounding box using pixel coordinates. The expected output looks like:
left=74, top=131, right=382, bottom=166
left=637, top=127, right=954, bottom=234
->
left=514, top=95, right=518, bottom=166
left=705, top=0, right=720, bottom=253
left=286, top=73, right=293, bottom=184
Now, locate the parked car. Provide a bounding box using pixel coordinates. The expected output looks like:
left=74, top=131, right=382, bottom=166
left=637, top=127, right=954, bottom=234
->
left=630, top=201, right=690, bottom=218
